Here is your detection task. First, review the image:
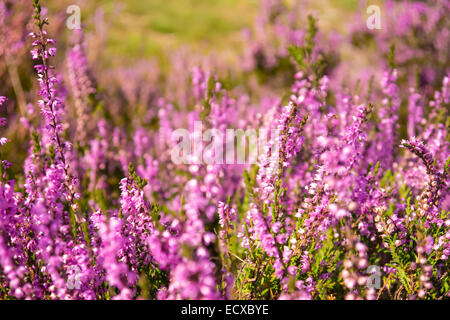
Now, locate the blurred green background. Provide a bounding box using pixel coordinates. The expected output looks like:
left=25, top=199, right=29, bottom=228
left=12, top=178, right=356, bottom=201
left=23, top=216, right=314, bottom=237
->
left=49, top=0, right=368, bottom=64
left=96, top=0, right=259, bottom=59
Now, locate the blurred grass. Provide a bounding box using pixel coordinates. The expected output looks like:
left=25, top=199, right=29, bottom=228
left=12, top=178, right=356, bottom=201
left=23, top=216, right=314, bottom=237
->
left=79, top=0, right=363, bottom=62
left=44, top=0, right=370, bottom=69
left=94, top=0, right=259, bottom=61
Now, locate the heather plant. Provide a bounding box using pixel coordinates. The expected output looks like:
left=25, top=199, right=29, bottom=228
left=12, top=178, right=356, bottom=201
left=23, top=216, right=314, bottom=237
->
left=0, top=0, right=448, bottom=300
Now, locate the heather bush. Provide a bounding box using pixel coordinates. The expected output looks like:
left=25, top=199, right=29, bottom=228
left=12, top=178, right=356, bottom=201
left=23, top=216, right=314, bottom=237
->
left=0, top=0, right=448, bottom=300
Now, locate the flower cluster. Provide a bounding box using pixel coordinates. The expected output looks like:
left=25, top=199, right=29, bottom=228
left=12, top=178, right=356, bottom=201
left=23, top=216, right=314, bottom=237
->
left=0, top=0, right=448, bottom=300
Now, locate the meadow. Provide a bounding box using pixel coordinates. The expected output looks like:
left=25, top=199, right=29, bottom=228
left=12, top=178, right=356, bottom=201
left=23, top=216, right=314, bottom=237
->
left=0, top=0, right=448, bottom=300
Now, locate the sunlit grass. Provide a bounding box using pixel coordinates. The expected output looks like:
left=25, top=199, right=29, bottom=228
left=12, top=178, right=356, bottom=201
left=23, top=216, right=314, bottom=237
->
left=47, top=0, right=363, bottom=65
left=97, top=0, right=258, bottom=61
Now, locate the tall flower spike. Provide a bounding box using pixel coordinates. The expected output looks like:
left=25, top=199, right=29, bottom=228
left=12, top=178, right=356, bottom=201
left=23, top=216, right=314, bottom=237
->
left=31, top=0, right=79, bottom=210
left=66, top=29, right=96, bottom=147
left=401, top=137, right=448, bottom=216
left=0, top=95, right=11, bottom=181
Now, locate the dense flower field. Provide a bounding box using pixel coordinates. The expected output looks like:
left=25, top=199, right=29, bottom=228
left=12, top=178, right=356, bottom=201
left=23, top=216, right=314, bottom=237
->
left=0, top=0, right=448, bottom=300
